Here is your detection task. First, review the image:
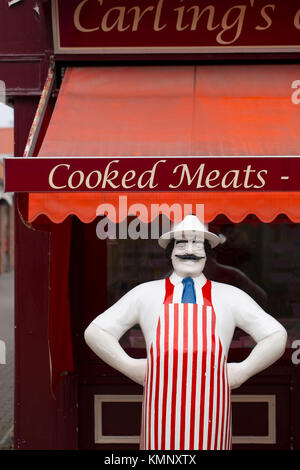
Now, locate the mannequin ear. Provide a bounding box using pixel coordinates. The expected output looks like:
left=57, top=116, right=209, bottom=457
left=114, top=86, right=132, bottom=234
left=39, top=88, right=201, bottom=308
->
left=204, top=239, right=212, bottom=257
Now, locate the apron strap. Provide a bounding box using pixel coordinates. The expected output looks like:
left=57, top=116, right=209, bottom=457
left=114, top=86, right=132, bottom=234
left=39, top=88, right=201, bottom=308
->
left=164, top=277, right=174, bottom=304
left=202, top=280, right=212, bottom=306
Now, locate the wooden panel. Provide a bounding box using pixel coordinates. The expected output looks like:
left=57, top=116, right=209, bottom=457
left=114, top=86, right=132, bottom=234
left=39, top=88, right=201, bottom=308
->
left=79, top=384, right=142, bottom=450
left=232, top=401, right=269, bottom=436
left=83, top=389, right=284, bottom=449
left=13, top=97, right=78, bottom=450
left=0, top=56, right=46, bottom=96
left=231, top=395, right=276, bottom=444
left=95, top=395, right=143, bottom=443
left=0, top=1, right=53, bottom=55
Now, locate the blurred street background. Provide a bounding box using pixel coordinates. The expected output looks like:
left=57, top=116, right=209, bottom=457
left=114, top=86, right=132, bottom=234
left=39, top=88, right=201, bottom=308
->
left=0, top=94, right=14, bottom=451
left=0, top=270, right=14, bottom=450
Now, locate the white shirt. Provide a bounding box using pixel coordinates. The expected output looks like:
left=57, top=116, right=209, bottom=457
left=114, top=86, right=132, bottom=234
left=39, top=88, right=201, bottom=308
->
left=92, top=272, right=285, bottom=356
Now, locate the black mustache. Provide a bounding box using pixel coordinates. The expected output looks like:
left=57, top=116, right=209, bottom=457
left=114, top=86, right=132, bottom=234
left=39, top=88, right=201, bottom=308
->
left=175, top=254, right=205, bottom=261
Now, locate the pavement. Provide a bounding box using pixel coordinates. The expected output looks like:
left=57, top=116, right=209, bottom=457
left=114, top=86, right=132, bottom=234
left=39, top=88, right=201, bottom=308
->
left=0, top=271, right=14, bottom=450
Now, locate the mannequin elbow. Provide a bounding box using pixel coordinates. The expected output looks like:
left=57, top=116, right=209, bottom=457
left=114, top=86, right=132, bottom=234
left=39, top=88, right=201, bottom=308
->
left=84, top=322, right=113, bottom=349
left=84, top=324, right=92, bottom=345
left=84, top=323, right=100, bottom=347
left=275, top=328, right=288, bottom=357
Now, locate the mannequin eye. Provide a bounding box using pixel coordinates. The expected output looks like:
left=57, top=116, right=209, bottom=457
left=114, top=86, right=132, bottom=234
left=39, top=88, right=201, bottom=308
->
left=175, top=240, right=187, bottom=248
left=193, top=241, right=204, bottom=249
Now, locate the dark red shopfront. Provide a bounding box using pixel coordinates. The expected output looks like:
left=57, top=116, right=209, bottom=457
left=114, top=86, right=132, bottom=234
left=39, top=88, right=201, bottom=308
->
left=1, top=0, right=300, bottom=450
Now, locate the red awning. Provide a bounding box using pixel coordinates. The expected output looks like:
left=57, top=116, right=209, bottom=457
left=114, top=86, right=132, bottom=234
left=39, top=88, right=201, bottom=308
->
left=28, top=64, right=300, bottom=223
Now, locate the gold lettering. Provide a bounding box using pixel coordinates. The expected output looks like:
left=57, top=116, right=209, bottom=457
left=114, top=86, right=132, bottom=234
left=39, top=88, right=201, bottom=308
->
left=221, top=170, right=242, bottom=189
left=68, top=170, right=84, bottom=189
left=187, top=6, right=219, bottom=31
left=137, top=159, right=166, bottom=189
left=255, top=4, right=275, bottom=30
left=74, top=0, right=99, bottom=33
left=294, top=9, right=300, bottom=29
left=243, top=165, right=255, bottom=188
left=85, top=170, right=102, bottom=189
left=154, top=0, right=167, bottom=31
left=102, top=160, right=120, bottom=189
left=101, top=7, right=130, bottom=32
left=253, top=170, right=267, bottom=189
left=49, top=164, right=69, bottom=189
left=216, top=5, right=247, bottom=45
left=174, top=5, right=189, bottom=31
left=128, top=6, right=155, bottom=31
left=205, top=170, right=220, bottom=188
left=121, top=170, right=136, bottom=189
left=169, top=164, right=205, bottom=189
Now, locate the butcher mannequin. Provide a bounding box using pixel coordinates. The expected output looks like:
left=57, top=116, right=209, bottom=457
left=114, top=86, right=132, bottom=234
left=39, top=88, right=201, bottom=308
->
left=85, top=215, right=287, bottom=450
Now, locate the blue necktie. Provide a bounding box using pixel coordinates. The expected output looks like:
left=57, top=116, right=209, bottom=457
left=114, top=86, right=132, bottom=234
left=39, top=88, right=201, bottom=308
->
left=181, top=277, right=196, bottom=304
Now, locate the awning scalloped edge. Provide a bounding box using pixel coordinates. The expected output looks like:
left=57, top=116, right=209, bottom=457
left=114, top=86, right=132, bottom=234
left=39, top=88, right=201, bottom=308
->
left=27, top=192, right=300, bottom=224
left=28, top=210, right=300, bottom=225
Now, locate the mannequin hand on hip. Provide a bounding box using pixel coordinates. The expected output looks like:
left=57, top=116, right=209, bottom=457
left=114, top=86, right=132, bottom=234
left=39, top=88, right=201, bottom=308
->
left=227, top=362, right=248, bottom=390
left=84, top=323, right=147, bottom=386
left=227, top=330, right=287, bottom=390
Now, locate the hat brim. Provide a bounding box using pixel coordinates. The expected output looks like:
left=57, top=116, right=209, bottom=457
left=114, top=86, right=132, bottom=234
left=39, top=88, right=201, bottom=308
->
left=158, top=229, right=220, bottom=249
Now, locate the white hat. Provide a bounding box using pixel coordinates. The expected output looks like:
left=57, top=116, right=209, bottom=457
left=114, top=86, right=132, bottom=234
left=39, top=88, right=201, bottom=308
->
left=158, top=215, right=221, bottom=249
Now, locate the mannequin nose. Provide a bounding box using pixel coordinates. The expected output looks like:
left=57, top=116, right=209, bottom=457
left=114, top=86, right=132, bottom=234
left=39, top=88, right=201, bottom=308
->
left=186, top=241, right=194, bottom=253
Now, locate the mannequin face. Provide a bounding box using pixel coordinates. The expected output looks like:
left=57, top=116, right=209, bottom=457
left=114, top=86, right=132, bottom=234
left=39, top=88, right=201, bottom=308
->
left=171, top=234, right=207, bottom=278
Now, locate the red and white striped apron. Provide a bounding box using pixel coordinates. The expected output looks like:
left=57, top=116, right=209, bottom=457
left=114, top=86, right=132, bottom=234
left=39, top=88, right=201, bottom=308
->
left=141, top=278, right=231, bottom=450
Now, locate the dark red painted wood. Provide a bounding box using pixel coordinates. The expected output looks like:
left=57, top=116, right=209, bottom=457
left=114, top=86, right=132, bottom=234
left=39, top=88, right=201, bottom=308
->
left=13, top=96, right=78, bottom=449
left=0, top=1, right=53, bottom=95
left=0, top=1, right=53, bottom=56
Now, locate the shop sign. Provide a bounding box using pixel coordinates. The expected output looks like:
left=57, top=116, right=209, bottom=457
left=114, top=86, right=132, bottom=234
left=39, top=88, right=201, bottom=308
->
left=52, top=0, right=300, bottom=54
left=4, top=156, right=300, bottom=192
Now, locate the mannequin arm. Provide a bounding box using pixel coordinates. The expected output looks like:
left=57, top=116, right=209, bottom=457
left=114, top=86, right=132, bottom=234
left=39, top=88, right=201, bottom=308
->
left=84, top=323, right=147, bottom=386
left=228, top=329, right=287, bottom=390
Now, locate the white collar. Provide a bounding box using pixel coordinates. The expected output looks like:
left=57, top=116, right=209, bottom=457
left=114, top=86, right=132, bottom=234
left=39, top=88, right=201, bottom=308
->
left=170, top=271, right=207, bottom=288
